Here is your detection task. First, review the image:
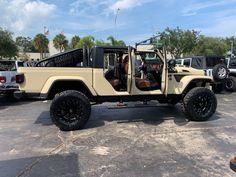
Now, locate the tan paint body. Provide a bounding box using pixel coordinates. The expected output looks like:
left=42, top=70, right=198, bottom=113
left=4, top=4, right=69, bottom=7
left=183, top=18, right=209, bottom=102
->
left=18, top=63, right=212, bottom=97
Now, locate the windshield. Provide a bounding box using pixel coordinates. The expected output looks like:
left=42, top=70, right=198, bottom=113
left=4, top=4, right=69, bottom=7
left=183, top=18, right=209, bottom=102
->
left=175, top=59, right=182, bottom=65
left=17, top=62, right=24, bottom=67
left=0, top=61, right=16, bottom=71
left=136, top=52, right=162, bottom=64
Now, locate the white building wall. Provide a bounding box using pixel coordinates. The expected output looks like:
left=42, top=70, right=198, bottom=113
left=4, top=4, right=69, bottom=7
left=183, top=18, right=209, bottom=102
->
left=49, top=41, right=61, bottom=56
left=17, top=52, right=50, bottom=61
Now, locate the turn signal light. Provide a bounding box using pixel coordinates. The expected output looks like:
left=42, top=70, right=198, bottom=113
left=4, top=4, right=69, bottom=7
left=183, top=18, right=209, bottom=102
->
left=16, top=74, right=24, bottom=84
left=0, top=76, right=6, bottom=83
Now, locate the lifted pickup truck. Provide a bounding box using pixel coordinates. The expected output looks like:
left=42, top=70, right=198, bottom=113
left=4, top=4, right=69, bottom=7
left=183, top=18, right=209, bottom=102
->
left=15, top=45, right=217, bottom=131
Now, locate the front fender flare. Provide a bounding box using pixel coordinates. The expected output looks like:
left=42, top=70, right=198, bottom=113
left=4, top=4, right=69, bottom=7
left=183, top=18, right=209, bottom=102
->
left=175, top=76, right=213, bottom=94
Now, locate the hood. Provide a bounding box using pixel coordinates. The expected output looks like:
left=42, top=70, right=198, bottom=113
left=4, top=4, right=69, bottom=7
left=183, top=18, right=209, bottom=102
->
left=175, top=65, right=205, bottom=76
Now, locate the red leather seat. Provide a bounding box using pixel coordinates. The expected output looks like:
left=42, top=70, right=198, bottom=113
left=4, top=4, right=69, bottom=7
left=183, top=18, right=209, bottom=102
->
left=135, top=78, right=159, bottom=90
left=108, top=79, right=120, bottom=87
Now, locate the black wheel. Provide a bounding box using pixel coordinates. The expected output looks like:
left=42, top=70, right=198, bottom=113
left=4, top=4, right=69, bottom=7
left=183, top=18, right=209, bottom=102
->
left=212, top=64, right=228, bottom=81
left=183, top=87, right=217, bottom=121
left=50, top=90, right=91, bottom=131
left=225, top=76, right=236, bottom=92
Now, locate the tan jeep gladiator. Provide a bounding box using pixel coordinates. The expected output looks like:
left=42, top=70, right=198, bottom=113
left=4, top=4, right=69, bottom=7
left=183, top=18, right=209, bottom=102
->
left=15, top=45, right=217, bottom=131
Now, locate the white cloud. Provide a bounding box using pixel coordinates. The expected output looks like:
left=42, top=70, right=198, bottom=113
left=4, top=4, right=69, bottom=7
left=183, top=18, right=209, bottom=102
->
left=69, top=0, right=106, bottom=16
left=69, top=0, right=153, bottom=16
left=109, top=0, right=147, bottom=11
left=0, top=0, right=56, bottom=36
left=182, top=0, right=236, bottom=16
left=201, top=15, right=236, bottom=37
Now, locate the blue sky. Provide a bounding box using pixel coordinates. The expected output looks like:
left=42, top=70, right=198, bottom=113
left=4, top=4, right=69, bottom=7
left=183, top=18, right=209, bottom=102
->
left=1, top=0, right=236, bottom=44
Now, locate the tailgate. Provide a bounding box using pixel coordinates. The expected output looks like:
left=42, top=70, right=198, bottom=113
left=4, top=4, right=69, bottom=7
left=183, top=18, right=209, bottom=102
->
left=0, top=71, right=15, bottom=84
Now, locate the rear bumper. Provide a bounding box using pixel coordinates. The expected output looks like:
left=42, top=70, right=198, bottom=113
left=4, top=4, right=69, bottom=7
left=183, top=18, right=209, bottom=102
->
left=14, top=91, right=45, bottom=100
left=0, top=84, right=19, bottom=93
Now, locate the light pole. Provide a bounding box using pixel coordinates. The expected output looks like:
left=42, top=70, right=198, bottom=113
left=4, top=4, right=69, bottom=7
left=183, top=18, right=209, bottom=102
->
left=231, top=39, right=234, bottom=57
left=114, top=8, right=120, bottom=38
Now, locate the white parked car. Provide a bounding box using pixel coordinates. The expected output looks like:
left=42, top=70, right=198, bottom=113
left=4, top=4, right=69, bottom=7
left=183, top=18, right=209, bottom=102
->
left=0, top=60, right=24, bottom=95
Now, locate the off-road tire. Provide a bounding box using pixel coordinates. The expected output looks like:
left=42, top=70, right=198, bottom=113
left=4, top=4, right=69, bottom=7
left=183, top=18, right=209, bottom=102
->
left=50, top=90, right=91, bottom=131
left=212, top=64, right=228, bottom=81
left=183, top=87, right=217, bottom=121
left=225, top=76, right=236, bottom=92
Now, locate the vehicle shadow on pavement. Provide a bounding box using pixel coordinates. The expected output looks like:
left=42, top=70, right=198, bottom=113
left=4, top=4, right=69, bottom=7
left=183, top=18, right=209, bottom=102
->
left=87, top=103, right=222, bottom=129
left=0, top=96, right=37, bottom=110
left=0, top=153, right=80, bottom=177
left=34, top=103, right=222, bottom=130
left=85, top=104, right=206, bottom=129
left=35, top=111, right=53, bottom=126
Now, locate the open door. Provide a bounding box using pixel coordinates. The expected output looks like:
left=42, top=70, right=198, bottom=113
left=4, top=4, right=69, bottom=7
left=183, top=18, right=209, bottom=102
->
left=93, top=47, right=132, bottom=96
left=130, top=49, right=164, bottom=95
left=127, top=46, right=133, bottom=93
left=157, top=49, right=168, bottom=95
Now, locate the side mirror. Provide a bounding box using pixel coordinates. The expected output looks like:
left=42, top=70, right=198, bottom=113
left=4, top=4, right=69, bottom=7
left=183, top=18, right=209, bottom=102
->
left=168, top=59, right=176, bottom=68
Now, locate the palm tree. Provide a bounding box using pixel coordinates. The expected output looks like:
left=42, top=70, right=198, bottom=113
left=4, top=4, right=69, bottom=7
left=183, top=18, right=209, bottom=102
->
left=76, top=36, right=95, bottom=48
left=33, top=34, right=49, bottom=59
left=107, top=36, right=125, bottom=46
left=71, top=35, right=80, bottom=49
left=53, top=34, right=68, bottom=52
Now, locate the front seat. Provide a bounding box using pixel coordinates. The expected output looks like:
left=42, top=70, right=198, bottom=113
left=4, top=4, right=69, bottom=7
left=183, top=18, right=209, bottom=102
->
left=105, top=64, right=121, bottom=90
left=135, top=77, right=159, bottom=91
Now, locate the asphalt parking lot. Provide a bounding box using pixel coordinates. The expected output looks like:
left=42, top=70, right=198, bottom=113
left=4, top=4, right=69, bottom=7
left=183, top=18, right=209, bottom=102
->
left=0, top=93, right=236, bottom=177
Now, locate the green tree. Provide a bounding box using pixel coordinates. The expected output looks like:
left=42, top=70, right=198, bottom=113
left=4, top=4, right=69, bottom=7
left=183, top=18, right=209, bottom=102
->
left=95, top=39, right=110, bottom=46
left=76, top=36, right=95, bottom=48
left=0, top=28, right=18, bottom=59
left=33, top=34, right=49, bottom=59
left=107, top=36, right=125, bottom=46
left=224, top=37, right=236, bottom=56
left=16, top=36, right=36, bottom=52
left=193, top=36, right=227, bottom=56
left=53, top=34, right=69, bottom=52
left=159, top=27, right=199, bottom=58
left=71, top=35, right=80, bottom=49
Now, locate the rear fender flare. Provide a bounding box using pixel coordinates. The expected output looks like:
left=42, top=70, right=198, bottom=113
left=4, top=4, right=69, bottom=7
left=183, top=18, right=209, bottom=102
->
left=41, top=76, right=97, bottom=96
